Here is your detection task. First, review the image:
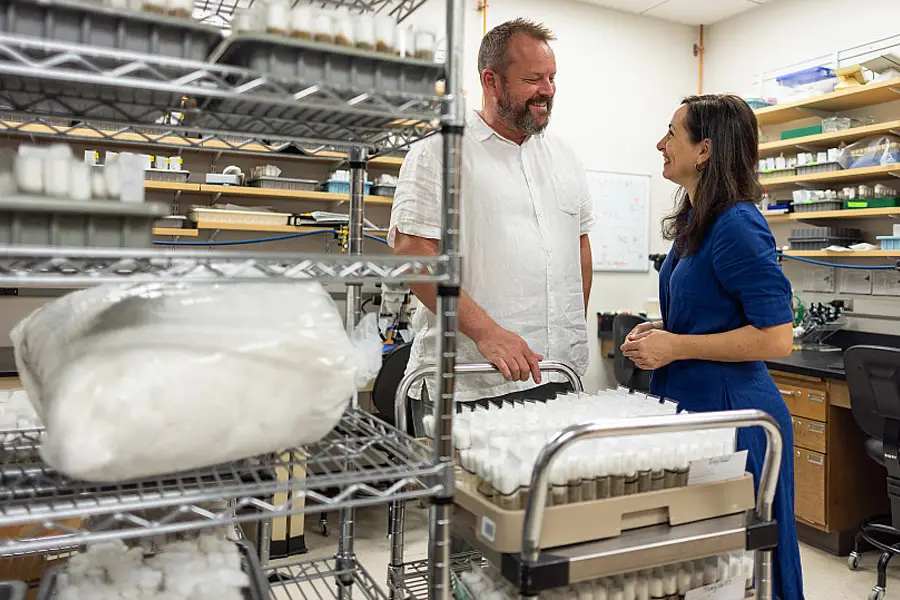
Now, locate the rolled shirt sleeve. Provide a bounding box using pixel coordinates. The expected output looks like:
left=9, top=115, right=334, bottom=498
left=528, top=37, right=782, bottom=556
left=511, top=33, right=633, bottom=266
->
left=712, top=208, right=794, bottom=328
left=388, top=139, right=443, bottom=246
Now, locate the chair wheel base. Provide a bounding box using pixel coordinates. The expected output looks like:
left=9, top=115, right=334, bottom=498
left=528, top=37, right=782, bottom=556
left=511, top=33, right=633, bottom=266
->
left=870, top=586, right=886, bottom=600
left=849, top=552, right=861, bottom=571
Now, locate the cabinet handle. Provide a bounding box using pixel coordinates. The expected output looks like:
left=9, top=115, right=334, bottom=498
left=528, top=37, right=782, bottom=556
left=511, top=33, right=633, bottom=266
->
left=808, top=392, right=825, bottom=404
left=808, top=423, right=826, bottom=434
left=794, top=419, right=802, bottom=428
left=807, top=453, right=825, bottom=466
left=779, top=389, right=800, bottom=398
left=796, top=450, right=801, bottom=458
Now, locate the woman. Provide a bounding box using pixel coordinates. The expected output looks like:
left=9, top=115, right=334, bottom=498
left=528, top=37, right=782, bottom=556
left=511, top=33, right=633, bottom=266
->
left=621, top=94, right=804, bottom=599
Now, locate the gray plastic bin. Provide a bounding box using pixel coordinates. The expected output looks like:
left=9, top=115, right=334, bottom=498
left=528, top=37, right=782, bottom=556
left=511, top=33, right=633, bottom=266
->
left=0, top=196, right=169, bottom=247
left=0, top=0, right=222, bottom=60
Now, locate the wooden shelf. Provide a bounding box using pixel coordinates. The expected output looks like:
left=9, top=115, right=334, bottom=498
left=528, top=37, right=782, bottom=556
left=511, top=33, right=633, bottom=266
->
left=0, top=122, right=405, bottom=168
left=784, top=250, right=900, bottom=258
left=196, top=184, right=394, bottom=206
left=754, top=78, right=900, bottom=127
left=765, top=207, right=900, bottom=222
left=759, top=119, right=900, bottom=157
left=192, top=221, right=337, bottom=234
left=761, top=164, right=900, bottom=188
left=144, top=181, right=201, bottom=192
left=152, top=227, right=199, bottom=236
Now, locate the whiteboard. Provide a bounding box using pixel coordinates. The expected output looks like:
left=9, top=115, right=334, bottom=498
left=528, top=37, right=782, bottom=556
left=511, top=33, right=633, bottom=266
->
left=586, top=171, right=651, bottom=272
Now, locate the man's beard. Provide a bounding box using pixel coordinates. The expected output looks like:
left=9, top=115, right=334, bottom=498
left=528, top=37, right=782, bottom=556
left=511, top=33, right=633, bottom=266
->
left=497, top=83, right=553, bottom=136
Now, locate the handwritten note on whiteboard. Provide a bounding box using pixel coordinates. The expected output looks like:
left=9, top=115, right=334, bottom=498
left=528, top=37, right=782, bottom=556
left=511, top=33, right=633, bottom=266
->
left=586, top=171, right=651, bottom=272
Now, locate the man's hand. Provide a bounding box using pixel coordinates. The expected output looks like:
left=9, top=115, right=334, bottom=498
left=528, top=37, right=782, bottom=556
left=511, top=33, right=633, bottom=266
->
left=620, top=329, right=679, bottom=371
left=625, top=321, right=663, bottom=342
left=474, top=325, right=544, bottom=383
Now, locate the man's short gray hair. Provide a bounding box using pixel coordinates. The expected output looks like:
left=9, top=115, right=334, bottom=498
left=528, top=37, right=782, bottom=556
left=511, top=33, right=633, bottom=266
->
left=477, top=18, right=556, bottom=76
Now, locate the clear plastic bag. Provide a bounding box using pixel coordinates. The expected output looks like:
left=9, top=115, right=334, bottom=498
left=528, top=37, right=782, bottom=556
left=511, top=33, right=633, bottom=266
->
left=837, top=135, right=900, bottom=170
left=11, top=281, right=382, bottom=482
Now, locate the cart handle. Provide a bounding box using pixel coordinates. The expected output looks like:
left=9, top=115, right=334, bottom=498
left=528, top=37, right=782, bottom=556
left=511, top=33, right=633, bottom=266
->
left=520, top=409, right=783, bottom=600
left=394, top=360, right=583, bottom=433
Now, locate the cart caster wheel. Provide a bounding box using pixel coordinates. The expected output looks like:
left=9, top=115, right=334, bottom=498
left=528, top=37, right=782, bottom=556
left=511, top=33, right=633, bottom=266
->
left=320, top=521, right=329, bottom=536
left=849, top=552, right=861, bottom=571
left=869, top=586, right=885, bottom=600
left=268, top=572, right=293, bottom=584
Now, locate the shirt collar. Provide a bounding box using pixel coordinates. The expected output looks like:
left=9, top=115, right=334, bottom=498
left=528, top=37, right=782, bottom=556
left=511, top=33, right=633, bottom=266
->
left=467, top=109, right=538, bottom=145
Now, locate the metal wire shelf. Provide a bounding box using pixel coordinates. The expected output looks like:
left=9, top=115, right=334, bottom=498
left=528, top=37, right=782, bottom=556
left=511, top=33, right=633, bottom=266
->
left=0, top=246, right=448, bottom=286
left=0, top=34, right=440, bottom=153
left=395, top=553, right=483, bottom=600
left=266, top=557, right=391, bottom=600
left=193, top=0, right=431, bottom=27
left=0, top=409, right=445, bottom=555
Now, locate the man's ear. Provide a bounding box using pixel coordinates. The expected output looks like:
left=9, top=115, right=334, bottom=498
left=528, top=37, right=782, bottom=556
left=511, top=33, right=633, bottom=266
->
left=481, top=68, right=498, bottom=97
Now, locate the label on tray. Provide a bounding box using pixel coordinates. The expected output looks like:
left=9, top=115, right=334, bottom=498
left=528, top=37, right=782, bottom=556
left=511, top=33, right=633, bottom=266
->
left=684, top=577, right=745, bottom=600
left=480, top=516, right=497, bottom=542
left=688, top=450, right=748, bottom=486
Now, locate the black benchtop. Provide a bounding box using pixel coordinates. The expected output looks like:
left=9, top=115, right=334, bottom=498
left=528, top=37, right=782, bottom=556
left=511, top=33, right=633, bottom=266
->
left=0, top=346, right=14, bottom=377
left=766, top=330, right=900, bottom=381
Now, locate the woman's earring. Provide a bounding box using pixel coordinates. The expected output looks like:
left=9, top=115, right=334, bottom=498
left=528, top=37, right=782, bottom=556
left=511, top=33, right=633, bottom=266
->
left=695, top=162, right=706, bottom=172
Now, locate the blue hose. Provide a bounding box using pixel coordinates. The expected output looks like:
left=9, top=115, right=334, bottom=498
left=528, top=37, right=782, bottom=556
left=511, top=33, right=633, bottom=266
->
left=153, top=230, right=334, bottom=246
left=365, top=233, right=389, bottom=245
left=778, top=252, right=897, bottom=270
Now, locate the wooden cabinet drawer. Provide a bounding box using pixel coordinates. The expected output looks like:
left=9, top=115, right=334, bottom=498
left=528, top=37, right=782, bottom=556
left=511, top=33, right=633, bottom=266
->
left=777, top=385, right=827, bottom=421
left=792, top=417, right=827, bottom=454
left=794, top=448, right=827, bottom=526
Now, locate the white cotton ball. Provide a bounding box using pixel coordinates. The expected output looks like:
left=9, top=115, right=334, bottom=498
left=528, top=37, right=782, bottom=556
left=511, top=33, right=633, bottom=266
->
left=215, top=567, right=250, bottom=588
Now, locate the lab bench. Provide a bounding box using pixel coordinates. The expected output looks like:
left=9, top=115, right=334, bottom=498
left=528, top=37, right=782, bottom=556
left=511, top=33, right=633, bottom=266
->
left=766, top=330, right=900, bottom=555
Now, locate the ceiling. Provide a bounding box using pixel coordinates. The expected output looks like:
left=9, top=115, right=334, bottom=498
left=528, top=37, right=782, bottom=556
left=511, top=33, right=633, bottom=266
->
left=576, top=0, right=771, bottom=26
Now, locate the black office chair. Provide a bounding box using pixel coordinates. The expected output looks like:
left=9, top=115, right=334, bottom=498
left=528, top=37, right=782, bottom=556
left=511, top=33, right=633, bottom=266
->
left=371, top=342, right=413, bottom=433
left=612, top=314, right=652, bottom=393
left=845, top=345, right=900, bottom=600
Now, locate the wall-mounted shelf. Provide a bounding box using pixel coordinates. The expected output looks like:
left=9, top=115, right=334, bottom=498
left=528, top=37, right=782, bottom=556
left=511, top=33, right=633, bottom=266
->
left=765, top=207, right=900, bottom=223
left=759, top=119, right=900, bottom=157
left=761, top=164, right=900, bottom=188
left=783, top=250, right=900, bottom=258
left=152, top=227, right=200, bottom=236
left=754, top=78, right=900, bottom=127
left=142, top=181, right=394, bottom=206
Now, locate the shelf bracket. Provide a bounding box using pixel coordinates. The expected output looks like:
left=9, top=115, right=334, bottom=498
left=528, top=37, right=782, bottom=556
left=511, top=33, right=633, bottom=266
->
left=172, top=189, right=182, bottom=214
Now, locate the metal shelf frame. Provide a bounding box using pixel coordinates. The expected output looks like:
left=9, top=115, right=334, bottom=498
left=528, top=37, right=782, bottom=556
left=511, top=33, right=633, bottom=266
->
left=0, top=409, right=443, bottom=555
left=0, top=0, right=466, bottom=597
left=0, top=33, right=440, bottom=155
left=266, top=556, right=393, bottom=600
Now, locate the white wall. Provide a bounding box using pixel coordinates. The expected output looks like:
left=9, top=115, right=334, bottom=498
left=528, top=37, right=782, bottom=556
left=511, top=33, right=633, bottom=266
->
left=405, top=0, right=698, bottom=390
left=705, top=1, right=900, bottom=336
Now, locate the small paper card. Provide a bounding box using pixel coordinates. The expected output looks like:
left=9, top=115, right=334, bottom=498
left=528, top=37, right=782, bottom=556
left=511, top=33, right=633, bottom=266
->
left=688, top=450, right=749, bottom=486
left=684, top=577, right=746, bottom=600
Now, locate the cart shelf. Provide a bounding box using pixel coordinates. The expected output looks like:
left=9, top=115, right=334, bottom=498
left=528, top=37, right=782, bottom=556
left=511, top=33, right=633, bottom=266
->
left=0, top=33, right=440, bottom=155
left=396, top=553, right=485, bottom=600
left=452, top=512, right=762, bottom=593
left=0, top=409, right=446, bottom=555
left=0, top=246, right=446, bottom=286
left=267, top=556, right=391, bottom=600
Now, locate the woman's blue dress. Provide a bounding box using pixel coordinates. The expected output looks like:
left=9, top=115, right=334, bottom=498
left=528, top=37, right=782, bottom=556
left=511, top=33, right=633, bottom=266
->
left=650, top=202, right=804, bottom=600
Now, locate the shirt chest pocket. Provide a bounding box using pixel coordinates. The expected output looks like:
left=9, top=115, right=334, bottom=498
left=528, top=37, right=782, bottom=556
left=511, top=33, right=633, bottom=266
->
left=550, top=166, right=580, bottom=216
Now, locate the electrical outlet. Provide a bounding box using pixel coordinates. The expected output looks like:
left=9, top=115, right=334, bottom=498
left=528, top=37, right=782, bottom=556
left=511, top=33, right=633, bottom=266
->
left=833, top=298, right=854, bottom=311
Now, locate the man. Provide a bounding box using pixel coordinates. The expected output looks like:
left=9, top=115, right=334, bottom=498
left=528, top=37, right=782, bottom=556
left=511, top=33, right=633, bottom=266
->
left=389, top=18, right=595, bottom=425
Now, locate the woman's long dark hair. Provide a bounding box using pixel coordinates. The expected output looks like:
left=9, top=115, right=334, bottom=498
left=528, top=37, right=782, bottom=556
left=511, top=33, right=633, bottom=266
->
left=662, top=94, right=763, bottom=256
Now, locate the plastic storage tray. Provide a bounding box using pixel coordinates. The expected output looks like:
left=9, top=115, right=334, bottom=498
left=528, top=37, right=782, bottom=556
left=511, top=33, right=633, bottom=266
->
left=189, top=207, right=292, bottom=228
left=792, top=199, right=844, bottom=213
left=153, top=215, right=189, bottom=229
left=789, top=237, right=863, bottom=251
left=777, top=66, right=834, bottom=88
left=371, top=184, right=397, bottom=197
left=760, top=167, right=797, bottom=179
left=877, top=236, right=900, bottom=251
left=35, top=540, right=268, bottom=600
left=0, top=196, right=168, bottom=247
left=145, top=169, right=189, bottom=183
left=781, top=125, right=823, bottom=140
left=0, top=0, right=222, bottom=60
left=791, top=226, right=862, bottom=239
left=796, top=162, right=842, bottom=176
left=248, top=177, right=318, bottom=191
left=323, top=180, right=373, bottom=195
left=453, top=471, right=755, bottom=554
left=844, top=197, right=900, bottom=209
left=209, top=33, right=444, bottom=99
